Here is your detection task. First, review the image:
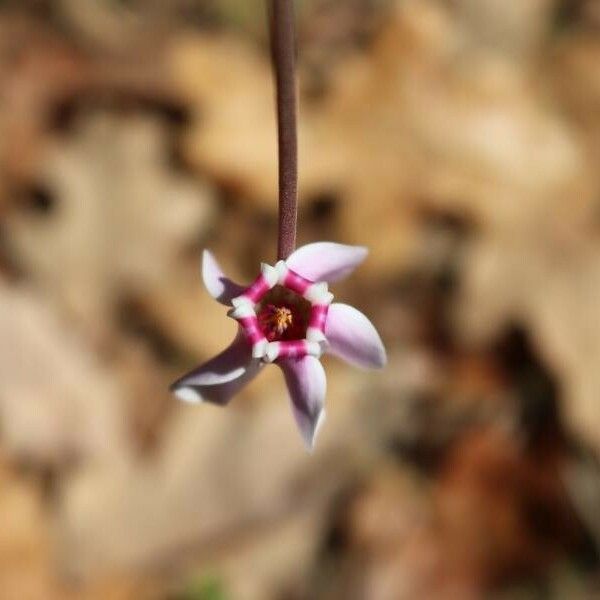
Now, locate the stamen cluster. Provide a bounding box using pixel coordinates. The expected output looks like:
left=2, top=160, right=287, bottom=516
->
left=258, top=305, right=293, bottom=340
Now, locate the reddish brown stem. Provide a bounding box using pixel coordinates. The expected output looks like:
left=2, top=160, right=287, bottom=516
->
left=270, top=0, right=298, bottom=260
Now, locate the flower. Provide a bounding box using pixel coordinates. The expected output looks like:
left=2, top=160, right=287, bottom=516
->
left=171, top=242, right=386, bottom=450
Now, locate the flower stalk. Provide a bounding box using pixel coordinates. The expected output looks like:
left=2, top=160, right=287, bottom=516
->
left=270, top=0, right=298, bottom=260
left=171, top=3, right=388, bottom=451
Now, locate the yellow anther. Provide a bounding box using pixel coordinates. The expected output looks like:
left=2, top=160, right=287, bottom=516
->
left=272, top=306, right=293, bottom=334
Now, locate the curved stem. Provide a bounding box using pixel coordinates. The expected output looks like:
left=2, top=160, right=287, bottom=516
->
left=270, top=0, right=298, bottom=260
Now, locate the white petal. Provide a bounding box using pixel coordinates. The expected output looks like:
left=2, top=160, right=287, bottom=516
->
left=325, top=303, right=387, bottom=369
left=286, top=242, right=368, bottom=283
left=171, top=334, right=250, bottom=389
left=278, top=357, right=327, bottom=451
left=171, top=332, right=265, bottom=405
left=175, top=361, right=264, bottom=406
left=202, top=250, right=246, bottom=306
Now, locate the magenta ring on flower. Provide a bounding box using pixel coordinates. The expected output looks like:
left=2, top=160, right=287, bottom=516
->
left=227, top=260, right=334, bottom=363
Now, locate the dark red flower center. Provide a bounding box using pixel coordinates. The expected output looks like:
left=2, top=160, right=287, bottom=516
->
left=256, top=286, right=310, bottom=341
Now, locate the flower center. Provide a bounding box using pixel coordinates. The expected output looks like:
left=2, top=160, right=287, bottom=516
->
left=256, top=286, right=310, bottom=341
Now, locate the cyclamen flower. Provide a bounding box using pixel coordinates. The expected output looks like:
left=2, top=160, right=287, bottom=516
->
left=171, top=242, right=386, bottom=449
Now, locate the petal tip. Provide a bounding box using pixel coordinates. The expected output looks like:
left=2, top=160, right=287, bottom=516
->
left=372, top=334, right=387, bottom=369
left=200, top=248, right=216, bottom=277
left=201, top=249, right=245, bottom=306
left=358, top=344, right=387, bottom=370
left=373, top=348, right=387, bottom=369
left=303, top=408, right=326, bottom=452
left=369, top=338, right=387, bottom=370
left=349, top=244, right=369, bottom=261
left=172, top=385, right=203, bottom=404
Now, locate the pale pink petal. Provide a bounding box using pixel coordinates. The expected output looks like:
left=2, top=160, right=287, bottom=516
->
left=172, top=333, right=249, bottom=387
left=278, top=357, right=327, bottom=450
left=175, top=360, right=264, bottom=406
left=286, top=242, right=368, bottom=283
left=325, top=303, right=386, bottom=369
left=202, top=250, right=245, bottom=305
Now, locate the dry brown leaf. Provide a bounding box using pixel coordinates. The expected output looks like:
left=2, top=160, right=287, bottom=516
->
left=6, top=112, right=215, bottom=339
left=0, top=283, right=126, bottom=466
left=55, top=361, right=388, bottom=583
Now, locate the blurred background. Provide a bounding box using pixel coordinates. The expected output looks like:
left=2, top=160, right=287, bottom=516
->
left=1, top=0, right=600, bottom=598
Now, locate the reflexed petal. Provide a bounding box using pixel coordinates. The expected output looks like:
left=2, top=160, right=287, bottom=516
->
left=202, top=250, right=246, bottom=305
left=325, top=303, right=386, bottom=369
left=174, top=360, right=264, bottom=406
left=286, top=242, right=368, bottom=283
left=278, top=356, right=327, bottom=450
left=171, top=333, right=250, bottom=387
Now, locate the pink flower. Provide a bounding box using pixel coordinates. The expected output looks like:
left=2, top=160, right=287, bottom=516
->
left=171, top=242, right=386, bottom=450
